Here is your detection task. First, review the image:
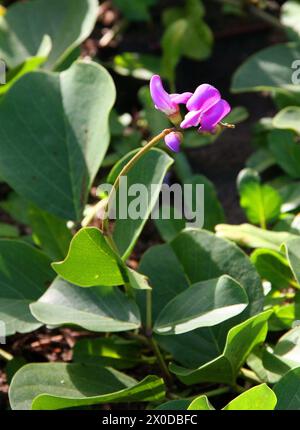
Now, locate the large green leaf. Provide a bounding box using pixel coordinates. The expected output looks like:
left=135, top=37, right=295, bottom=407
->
left=170, top=310, right=272, bottom=385
left=222, top=384, right=276, bottom=410
left=52, top=228, right=125, bottom=287
left=268, top=130, right=300, bottom=179
left=110, top=148, right=174, bottom=259
left=154, top=275, right=248, bottom=335
left=273, top=106, right=300, bottom=135
left=0, top=240, right=54, bottom=335
left=274, top=367, right=300, bottom=409
left=30, top=278, right=140, bottom=332
left=0, top=0, right=98, bottom=69
left=216, top=223, right=297, bottom=250
left=28, top=205, right=72, bottom=260
left=171, top=229, right=263, bottom=316
left=237, top=168, right=281, bottom=227
left=231, top=43, right=300, bottom=93
left=9, top=363, right=165, bottom=410
left=0, top=61, right=115, bottom=221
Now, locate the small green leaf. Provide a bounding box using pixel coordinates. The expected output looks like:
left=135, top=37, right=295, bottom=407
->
left=238, top=168, right=282, bottom=227
left=251, top=248, right=295, bottom=290
left=281, top=0, right=300, bottom=40
left=222, top=384, right=276, bottom=410
left=0, top=222, right=19, bottom=238
left=30, top=277, right=140, bottom=332
left=0, top=240, right=54, bottom=335
left=154, top=275, right=248, bottom=335
left=9, top=363, right=165, bottom=410
left=52, top=227, right=125, bottom=287
left=113, top=0, right=157, bottom=22
left=188, top=396, right=215, bottom=410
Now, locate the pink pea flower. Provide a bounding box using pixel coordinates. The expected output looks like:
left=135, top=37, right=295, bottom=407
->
left=181, top=84, right=231, bottom=133
left=150, top=75, right=192, bottom=125
left=164, top=132, right=183, bottom=153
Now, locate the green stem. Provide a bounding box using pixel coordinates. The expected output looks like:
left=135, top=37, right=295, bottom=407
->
left=149, top=336, right=174, bottom=388
left=102, top=128, right=174, bottom=235
left=0, top=347, right=13, bottom=361
left=146, top=289, right=152, bottom=336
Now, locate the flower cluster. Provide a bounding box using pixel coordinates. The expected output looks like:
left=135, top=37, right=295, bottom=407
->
left=150, top=75, right=231, bottom=152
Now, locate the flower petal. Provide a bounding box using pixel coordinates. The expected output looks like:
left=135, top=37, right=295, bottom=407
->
left=180, top=110, right=202, bottom=129
left=186, top=84, right=221, bottom=112
left=150, top=75, right=177, bottom=114
left=170, top=92, right=193, bottom=105
left=199, top=99, right=231, bottom=133
left=164, top=132, right=182, bottom=152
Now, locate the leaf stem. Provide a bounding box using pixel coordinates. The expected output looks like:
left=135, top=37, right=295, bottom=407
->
left=148, top=336, right=174, bottom=389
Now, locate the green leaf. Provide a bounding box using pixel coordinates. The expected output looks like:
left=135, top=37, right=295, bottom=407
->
left=0, top=0, right=98, bottom=69
left=0, top=61, right=115, bottom=221
left=112, top=52, right=161, bottom=80
left=238, top=168, right=282, bottom=226
left=188, top=396, right=215, bottom=410
left=251, top=248, right=295, bottom=290
left=28, top=205, right=72, bottom=260
left=216, top=223, right=297, bottom=251
left=282, top=238, right=300, bottom=284
left=9, top=363, right=165, bottom=410
left=30, top=277, right=140, bottom=332
left=231, top=43, right=300, bottom=93
left=156, top=399, right=191, bottom=410
left=262, top=327, right=300, bottom=383
left=0, top=55, right=49, bottom=96
left=127, top=268, right=151, bottom=290
left=246, top=148, right=276, bottom=174
left=222, top=384, right=277, bottom=410
left=184, top=174, right=225, bottom=231
left=171, top=229, right=263, bottom=317
left=139, top=229, right=263, bottom=369
left=273, top=106, right=300, bottom=134
left=52, top=227, right=125, bottom=287
left=73, top=336, right=140, bottom=369
left=154, top=204, right=186, bottom=242
left=154, top=275, right=248, bottom=335
left=268, top=130, right=300, bottom=179
left=0, top=222, right=19, bottom=238
left=138, top=244, right=190, bottom=323
left=110, top=148, right=174, bottom=259
left=0, top=192, right=30, bottom=225
left=0, top=240, right=54, bottom=335
left=113, top=0, right=157, bottom=22
left=279, top=182, right=300, bottom=213
left=170, top=310, right=272, bottom=385
left=274, top=367, right=300, bottom=409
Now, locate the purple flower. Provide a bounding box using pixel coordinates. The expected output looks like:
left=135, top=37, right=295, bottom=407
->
left=181, top=84, right=231, bottom=133
left=150, top=75, right=192, bottom=123
left=164, top=132, right=182, bottom=153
